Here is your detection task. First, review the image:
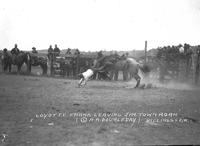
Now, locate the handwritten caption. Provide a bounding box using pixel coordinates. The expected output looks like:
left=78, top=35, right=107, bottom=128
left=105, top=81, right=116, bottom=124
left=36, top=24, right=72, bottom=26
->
left=34, top=112, right=189, bottom=124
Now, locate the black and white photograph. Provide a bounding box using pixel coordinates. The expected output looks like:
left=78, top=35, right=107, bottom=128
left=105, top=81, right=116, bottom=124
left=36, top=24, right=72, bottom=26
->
left=0, top=0, right=200, bottom=145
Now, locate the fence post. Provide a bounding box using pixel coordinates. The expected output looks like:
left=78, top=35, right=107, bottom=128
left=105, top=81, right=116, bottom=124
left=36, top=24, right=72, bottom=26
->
left=145, top=41, right=147, bottom=63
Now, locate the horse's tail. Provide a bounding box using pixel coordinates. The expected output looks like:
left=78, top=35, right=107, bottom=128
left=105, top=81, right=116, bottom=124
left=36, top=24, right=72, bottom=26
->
left=27, top=53, right=31, bottom=62
left=138, top=63, right=151, bottom=74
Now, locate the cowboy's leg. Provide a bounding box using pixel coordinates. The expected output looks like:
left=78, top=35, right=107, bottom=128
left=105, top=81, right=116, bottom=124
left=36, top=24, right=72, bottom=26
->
left=133, top=74, right=141, bottom=88
left=80, top=77, right=87, bottom=86
left=78, top=78, right=84, bottom=87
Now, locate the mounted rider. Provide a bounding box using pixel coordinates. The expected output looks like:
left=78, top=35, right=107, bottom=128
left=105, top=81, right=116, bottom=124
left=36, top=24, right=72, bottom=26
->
left=66, top=48, right=71, bottom=55
left=11, top=44, right=20, bottom=55
left=11, top=44, right=20, bottom=62
left=1, top=48, right=10, bottom=71
left=32, top=47, right=38, bottom=54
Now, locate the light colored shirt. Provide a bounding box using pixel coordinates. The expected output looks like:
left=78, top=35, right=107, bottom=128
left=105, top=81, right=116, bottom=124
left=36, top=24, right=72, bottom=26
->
left=82, top=69, right=94, bottom=80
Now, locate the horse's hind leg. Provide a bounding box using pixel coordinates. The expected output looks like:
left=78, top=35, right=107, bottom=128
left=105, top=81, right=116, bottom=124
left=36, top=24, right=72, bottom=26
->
left=3, top=64, right=7, bottom=72
left=134, top=74, right=141, bottom=88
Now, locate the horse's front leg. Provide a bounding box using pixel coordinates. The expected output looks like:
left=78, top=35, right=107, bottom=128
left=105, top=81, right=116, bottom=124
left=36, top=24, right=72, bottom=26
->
left=8, top=64, right=11, bottom=72
left=17, top=64, right=22, bottom=74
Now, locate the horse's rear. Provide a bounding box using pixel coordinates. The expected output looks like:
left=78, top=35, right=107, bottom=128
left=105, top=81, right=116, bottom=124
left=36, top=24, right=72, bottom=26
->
left=126, top=57, right=151, bottom=88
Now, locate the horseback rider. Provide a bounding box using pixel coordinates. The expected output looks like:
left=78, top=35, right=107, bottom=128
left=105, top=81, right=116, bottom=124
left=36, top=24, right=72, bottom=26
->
left=54, top=44, right=60, bottom=57
left=11, top=44, right=20, bottom=63
left=32, top=47, right=38, bottom=54
left=48, top=45, right=53, bottom=53
left=74, top=48, right=80, bottom=55
left=11, top=44, right=20, bottom=55
left=66, top=48, right=71, bottom=55
left=31, top=47, right=38, bottom=65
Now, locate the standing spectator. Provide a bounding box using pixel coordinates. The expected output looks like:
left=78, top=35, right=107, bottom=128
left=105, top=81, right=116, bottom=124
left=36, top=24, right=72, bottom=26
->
left=54, top=44, right=60, bottom=56
left=11, top=44, right=20, bottom=63
left=47, top=45, right=53, bottom=60
left=48, top=45, right=53, bottom=53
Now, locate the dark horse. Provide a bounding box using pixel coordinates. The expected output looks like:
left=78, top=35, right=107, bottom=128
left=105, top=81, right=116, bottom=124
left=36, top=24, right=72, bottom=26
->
left=28, top=54, right=48, bottom=75
left=93, top=54, right=123, bottom=80
left=93, top=54, right=128, bottom=81
left=1, top=51, right=31, bottom=73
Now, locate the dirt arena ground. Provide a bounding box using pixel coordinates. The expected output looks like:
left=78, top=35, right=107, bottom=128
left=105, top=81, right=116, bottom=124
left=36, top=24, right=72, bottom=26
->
left=0, top=72, right=200, bottom=146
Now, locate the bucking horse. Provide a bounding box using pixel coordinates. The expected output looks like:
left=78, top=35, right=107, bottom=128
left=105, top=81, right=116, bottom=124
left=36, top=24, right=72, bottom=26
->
left=93, top=54, right=151, bottom=88
left=1, top=51, right=31, bottom=74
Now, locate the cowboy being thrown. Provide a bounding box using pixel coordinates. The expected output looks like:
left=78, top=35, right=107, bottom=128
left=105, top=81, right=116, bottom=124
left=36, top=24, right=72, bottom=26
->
left=78, top=66, right=109, bottom=87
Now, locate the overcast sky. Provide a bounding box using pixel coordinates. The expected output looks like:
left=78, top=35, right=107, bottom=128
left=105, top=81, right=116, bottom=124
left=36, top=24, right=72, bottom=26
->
left=0, top=0, right=200, bottom=51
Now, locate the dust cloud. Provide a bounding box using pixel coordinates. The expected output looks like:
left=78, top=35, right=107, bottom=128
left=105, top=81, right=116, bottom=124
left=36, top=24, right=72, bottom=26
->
left=126, top=70, right=199, bottom=91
